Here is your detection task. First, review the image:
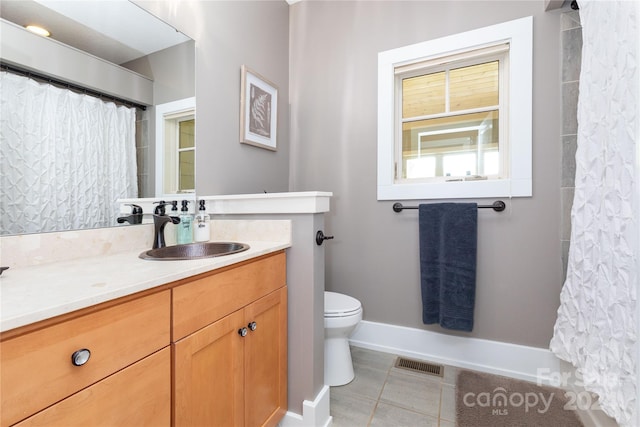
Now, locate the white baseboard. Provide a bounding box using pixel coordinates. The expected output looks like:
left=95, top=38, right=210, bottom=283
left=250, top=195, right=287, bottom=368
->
left=280, top=385, right=332, bottom=427
left=349, top=320, right=564, bottom=386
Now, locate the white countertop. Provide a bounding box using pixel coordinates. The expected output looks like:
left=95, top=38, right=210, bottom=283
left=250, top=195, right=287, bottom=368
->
left=0, top=240, right=289, bottom=333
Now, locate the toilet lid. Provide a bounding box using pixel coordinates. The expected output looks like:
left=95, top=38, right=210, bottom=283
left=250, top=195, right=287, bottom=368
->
left=325, top=291, right=362, bottom=317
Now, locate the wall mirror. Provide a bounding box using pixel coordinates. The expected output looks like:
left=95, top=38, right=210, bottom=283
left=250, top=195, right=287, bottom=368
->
left=0, top=0, right=195, bottom=236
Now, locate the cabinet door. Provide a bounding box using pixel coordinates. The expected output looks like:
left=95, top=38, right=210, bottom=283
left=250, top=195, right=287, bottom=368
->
left=173, top=309, right=245, bottom=427
left=15, top=347, right=171, bottom=427
left=244, top=288, right=287, bottom=427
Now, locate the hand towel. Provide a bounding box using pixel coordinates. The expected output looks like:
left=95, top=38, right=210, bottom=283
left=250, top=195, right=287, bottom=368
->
left=419, top=203, right=477, bottom=332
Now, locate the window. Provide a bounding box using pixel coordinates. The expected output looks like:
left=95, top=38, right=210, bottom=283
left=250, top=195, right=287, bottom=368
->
left=177, top=117, right=195, bottom=192
left=378, top=17, right=533, bottom=200
left=155, top=97, right=196, bottom=196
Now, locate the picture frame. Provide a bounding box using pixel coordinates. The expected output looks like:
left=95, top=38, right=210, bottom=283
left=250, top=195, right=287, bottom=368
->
left=240, top=65, right=278, bottom=151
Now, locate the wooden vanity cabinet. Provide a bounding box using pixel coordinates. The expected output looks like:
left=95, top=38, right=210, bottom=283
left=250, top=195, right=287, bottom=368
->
left=0, top=290, right=171, bottom=427
left=173, top=251, right=287, bottom=427
left=1, top=250, right=287, bottom=427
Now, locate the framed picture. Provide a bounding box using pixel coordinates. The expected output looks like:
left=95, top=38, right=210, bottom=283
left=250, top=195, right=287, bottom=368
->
left=240, top=65, right=278, bottom=151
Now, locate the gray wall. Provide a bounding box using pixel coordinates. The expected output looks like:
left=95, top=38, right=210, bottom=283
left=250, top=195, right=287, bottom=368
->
left=124, top=41, right=196, bottom=197
left=142, top=0, right=569, bottom=349
left=289, top=1, right=565, bottom=349
left=136, top=0, right=291, bottom=196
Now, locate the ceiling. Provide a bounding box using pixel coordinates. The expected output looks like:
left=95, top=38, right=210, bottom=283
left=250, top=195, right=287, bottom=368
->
left=0, top=0, right=190, bottom=65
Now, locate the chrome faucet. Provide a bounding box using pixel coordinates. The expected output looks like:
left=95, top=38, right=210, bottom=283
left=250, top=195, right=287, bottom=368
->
left=152, top=201, right=181, bottom=249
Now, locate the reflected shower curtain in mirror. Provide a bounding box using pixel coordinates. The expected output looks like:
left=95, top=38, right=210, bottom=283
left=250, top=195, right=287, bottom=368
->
left=550, top=1, right=638, bottom=425
left=0, top=71, right=138, bottom=234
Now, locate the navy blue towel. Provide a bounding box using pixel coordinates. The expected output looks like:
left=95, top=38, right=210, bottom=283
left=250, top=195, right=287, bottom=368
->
left=419, top=203, right=477, bottom=332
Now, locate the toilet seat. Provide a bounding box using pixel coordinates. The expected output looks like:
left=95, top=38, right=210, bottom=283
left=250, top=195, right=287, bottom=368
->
left=325, top=291, right=362, bottom=318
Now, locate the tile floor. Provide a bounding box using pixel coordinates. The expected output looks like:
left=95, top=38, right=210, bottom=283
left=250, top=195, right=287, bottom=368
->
left=328, top=346, right=619, bottom=427
left=329, top=346, right=456, bottom=427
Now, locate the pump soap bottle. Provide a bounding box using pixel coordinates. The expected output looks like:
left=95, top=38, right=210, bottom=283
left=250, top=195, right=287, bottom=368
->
left=177, top=200, right=193, bottom=244
left=194, top=200, right=211, bottom=242
left=169, top=200, right=179, bottom=243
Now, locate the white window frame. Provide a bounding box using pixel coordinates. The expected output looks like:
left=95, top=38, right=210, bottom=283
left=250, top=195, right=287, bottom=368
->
left=155, top=97, right=196, bottom=196
left=377, top=16, right=533, bottom=200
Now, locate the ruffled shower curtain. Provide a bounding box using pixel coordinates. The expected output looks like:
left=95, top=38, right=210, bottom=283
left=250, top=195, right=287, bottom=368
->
left=0, top=71, right=138, bottom=235
left=550, top=1, right=638, bottom=425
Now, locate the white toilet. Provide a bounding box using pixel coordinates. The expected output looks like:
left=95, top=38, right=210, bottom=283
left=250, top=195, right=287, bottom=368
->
left=324, top=291, right=363, bottom=386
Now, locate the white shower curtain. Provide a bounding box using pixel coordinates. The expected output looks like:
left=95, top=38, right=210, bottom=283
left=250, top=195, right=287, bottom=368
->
left=550, top=1, right=638, bottom=425
left=0, top=71, right=138, bottom=235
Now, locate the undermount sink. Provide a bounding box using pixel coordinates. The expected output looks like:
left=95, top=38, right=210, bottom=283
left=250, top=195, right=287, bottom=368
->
left=139, top=241, right=250, bottom=261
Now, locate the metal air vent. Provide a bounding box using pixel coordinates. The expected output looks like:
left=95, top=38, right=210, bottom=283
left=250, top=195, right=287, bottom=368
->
left=394, top=357, right=444, bottom=377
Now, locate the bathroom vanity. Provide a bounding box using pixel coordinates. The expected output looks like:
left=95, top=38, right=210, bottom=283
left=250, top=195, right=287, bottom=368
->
left=1, top=191, right=333, bottom=427
left=0, top=234, right=288, bottom=426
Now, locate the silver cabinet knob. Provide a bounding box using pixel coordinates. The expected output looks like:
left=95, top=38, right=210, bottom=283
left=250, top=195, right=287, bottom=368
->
left=248, top=321, right=257, bottom=331
left=71, top=349, right=91, bottom=366
left=238, top=327, right=248, bottom=337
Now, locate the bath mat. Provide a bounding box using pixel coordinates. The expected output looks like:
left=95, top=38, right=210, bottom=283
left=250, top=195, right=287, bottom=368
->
left=456, top=369, right=584, bottom=427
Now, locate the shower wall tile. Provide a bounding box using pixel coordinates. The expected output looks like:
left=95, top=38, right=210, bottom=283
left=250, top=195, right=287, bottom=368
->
left=561, top=240, right=571, bottom=284
left=561, top=10, right=581, bottom=31
left=562, top=27, right=583, bottom=82
left=562, top=81, right=579, bottom=135
left=562, top=134, right=577, bottom=187
left=135, top=116, right=150, bottom=197
left=561, top=187, right=574, bottom=241
left=137, top=146, right=149, bottom=174
left=560, top=10, right=582, bottom=283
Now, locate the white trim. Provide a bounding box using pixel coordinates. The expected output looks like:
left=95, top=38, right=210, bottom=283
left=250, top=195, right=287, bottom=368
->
left=280, top=385, right=332, bottom=427
left=118, top=191, right=332, bottom=218
left=349, top=320, right=563, bottom=386
left=200, top=191, right=333, bottom=214
left=377, top=16, right=533, bottom=200
left=154, top=97, right=196, bottom=197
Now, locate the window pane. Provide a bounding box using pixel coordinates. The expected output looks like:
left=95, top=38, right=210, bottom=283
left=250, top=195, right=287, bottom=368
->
left=443, top=152, right=476, bottom=177
left=483, top=151, right=499, bottom=175
left=402, top=71, right=445, bottom=118
left=179, top=150, right=195, bottom=191
left=401, top=110, right=498, bottom=179
left=406, top=156, right=436, bottom=179
left=449, top=61, right=499, bottom=111
left=179, top=119, right=195, bottom=149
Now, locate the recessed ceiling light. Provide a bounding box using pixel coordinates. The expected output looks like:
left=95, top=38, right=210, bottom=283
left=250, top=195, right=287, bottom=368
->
left=25, top=25, right=50, bottom=37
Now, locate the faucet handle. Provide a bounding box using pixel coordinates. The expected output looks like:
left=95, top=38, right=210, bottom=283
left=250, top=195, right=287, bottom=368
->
left=126, top=204, right=143, bottom=215
left=153, top=200, right=169, bottom=215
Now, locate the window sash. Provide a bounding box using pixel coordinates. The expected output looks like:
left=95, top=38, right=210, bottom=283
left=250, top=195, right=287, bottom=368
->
left=394, top=48, right=509, bottom=183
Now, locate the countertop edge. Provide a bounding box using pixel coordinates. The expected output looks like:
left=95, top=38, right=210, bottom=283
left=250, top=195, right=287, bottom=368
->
left=0, top=241, right=290, bottom=333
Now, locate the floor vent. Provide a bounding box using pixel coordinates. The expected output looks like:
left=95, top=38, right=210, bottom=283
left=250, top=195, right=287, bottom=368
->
left=394, top=357, right=444, bottom=377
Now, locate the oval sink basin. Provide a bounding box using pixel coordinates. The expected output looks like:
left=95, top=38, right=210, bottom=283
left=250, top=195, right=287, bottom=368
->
left=139, top=242, right=250, bottom=260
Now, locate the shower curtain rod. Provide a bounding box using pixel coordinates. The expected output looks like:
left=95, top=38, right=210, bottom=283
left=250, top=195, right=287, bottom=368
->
left=0, top=62, right=147, bottom=111
left=392, top=201, right=506, bottom=212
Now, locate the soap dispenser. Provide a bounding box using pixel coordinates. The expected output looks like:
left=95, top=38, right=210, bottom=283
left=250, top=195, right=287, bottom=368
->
left=169, top=200, right=179, bottom=243
left=177, top=200, right=193, bottom=244
left=194, top=200, right=211, bottom=242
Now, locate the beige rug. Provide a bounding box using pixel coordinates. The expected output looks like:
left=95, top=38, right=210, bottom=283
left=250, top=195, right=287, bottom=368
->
left=456, top=369, right=584, bottom=427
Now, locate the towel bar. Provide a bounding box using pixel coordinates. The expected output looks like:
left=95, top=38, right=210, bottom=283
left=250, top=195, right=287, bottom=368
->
left=392, top=201, right=506, bottom=213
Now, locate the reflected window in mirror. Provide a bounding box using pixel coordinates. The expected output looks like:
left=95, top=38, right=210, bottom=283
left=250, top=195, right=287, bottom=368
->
left=378, top=17, right=533, bottom=200
left=156, top=97, right=196, bottom=196
left=178, top=117, right=195, bottom=192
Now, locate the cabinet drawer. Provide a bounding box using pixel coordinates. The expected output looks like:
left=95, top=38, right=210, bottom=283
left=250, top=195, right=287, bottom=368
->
left=1, top=290, right=171, bottom=427
left=173, top=251, right=286, bottom=340
left=14, top=347, right=171, bottom=427
left=16, top=347, right=171, bottom=427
